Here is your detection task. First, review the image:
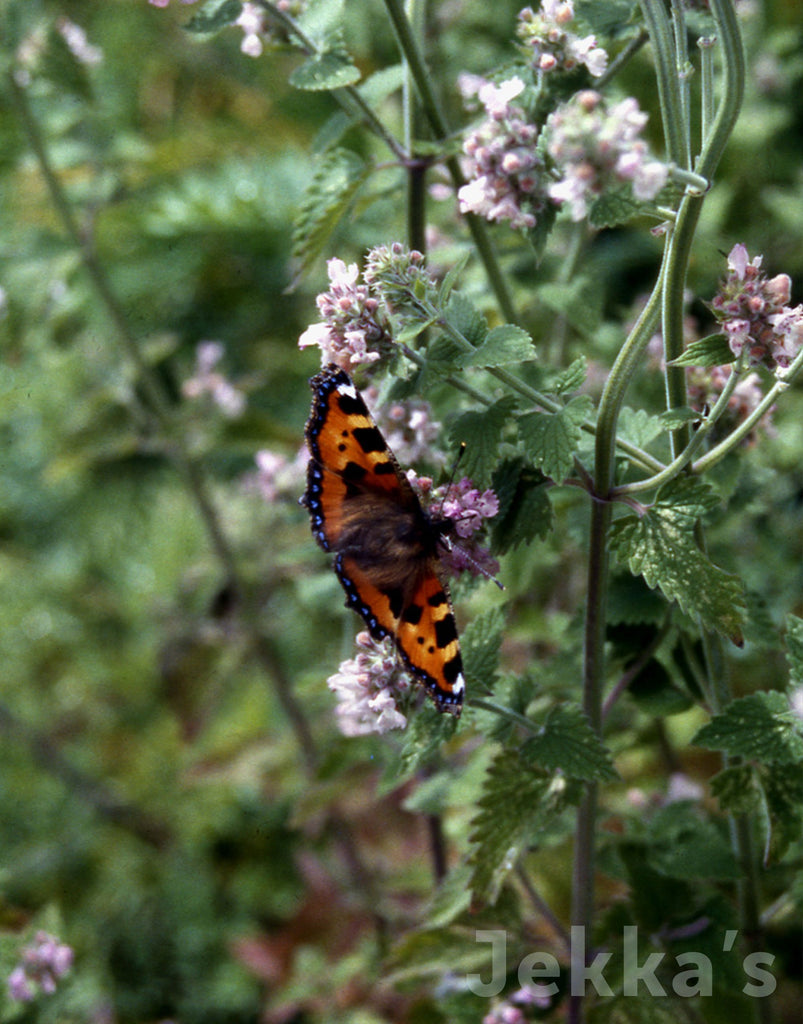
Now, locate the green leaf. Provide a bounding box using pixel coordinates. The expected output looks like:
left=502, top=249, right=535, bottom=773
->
left=389, top=705, right=458, bottom=785
left=450, top=396, right=517, bottom=487
left=617, top=406, right=664, bottom=449
left=424, top=862, right=473, bottom=928
left=469, top=751, right=566, bottom=906
left=462, top=607, right=505, bottom=694
left=667, top=333, right=734, bottom=368
left=576, top=0, right=639, bottom=36
left=185, top=0, right=242, bottom=33
left=443, top=292, right=488, bottom=347
left=609, top=478, right=746, bottom=643
left=458, top=324, right=535, bottom=368
left=552, top=355, right=588, bottom=395
left=763, top=762, right=803, bottom=861
left=606, top=573, right=668, bottom=626
left=657, top=406, right=700, bottom=430
left=518, top=395, right=593, bottom=482
left=523, top=705, right=618, bottom=781
left=437, top=252, right=471, bottom=307
left=291, top=148, right=367, bottom=279
left=785, top=614, right=803, bottom=684
left=289, top=47, right=361, bottom=90
left=628, top=659, right=693, bottom=716
left=588, top=185, right=643, bottom=229
left=647, top=803, right=740, bottom=880
left=692, top=691, right=803, bottom=765
left=490, top=459, right=553, bottom=553
left=710, top=763, right=763, bottom=816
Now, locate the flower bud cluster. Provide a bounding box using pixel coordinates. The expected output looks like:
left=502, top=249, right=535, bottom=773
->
left=299, top=247, right=437, bottom=373
left=545, top=90, right=668, bottom=220
left=327, top=632, right=410, bottom=736
left=457, top=76, right=549, bottom=231
left=711, top=244, right=803, bottom=372
left=517, top=1, right=607, bottom=77
left=7, top=932, right=73, bottom=1003
left=427, top=476, right=501, bottom=581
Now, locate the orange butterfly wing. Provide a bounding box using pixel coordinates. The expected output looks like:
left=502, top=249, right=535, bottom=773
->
left=305, top=364, right=464, bottom=715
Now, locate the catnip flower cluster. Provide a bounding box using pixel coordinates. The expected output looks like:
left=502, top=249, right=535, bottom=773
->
left=686, top=365, right=772, bottom=444
left=7, top=932, right=73, bottom=1003
left=299, top=245, right=438, bottom=373
left=711, top=244, right=803, bottom=372
left=517, top=1, right=607, bottom=77
left=328, top=631, right=411, bottom=736
left=457, top=76, right=547, bottom=231
left=545, top=90, right=668, bottom=220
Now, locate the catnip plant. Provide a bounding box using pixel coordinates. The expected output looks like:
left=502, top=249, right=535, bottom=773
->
left=4, top=0, right=803, bottom=1022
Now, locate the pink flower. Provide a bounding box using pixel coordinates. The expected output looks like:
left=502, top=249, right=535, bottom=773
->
left=6, top=932, right=73, bottom=1003
left=328, top=633, right=410, bottom=736
left=517, top=2, right=608, bottom=78
left=711, top=245, right=803, bottom=371
left=458, top=77, right=548, bottom=231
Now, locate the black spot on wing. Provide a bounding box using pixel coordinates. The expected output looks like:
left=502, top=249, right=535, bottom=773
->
left=434, top=614, right=458, bottom=649
left=443, top=653, right=463, bottom=685
left=352, top=426, right=386, bottom=454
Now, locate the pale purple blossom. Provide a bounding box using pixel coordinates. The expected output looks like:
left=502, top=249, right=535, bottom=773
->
left=710, top=244, right=803, bottom=371
left=427, top=476, right=500, bottom=580
left=181, top=341, right=246, bottom=418
left=56, top=18, right=103, bottom=64
left=249, top=446, right=308, bottom=503
left=6, top=931, right=73, bottom=1003
left=298, top=257, right=392, bottom=372
left=517, top=2, right=608, bottom=78
left=362, top=388, right=446, bottom=469
left=790, top=686, right=803, bottom=721
left=545, top=91, right=668, bottom=220
left=457, top=76, right=548, bottom=231
left=328, top=632, right=410, bottom=736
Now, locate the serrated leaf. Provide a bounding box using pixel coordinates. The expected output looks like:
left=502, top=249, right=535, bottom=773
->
left=606, top=573, right=668, bottom=626
left=468, top=752, right=562, bottom=905
left=450, top=396, right=517, bottom=487
left=575, top=0, right=638, bottom=36
left=424, top=862, right=473, bottom=928
left=291, top=148, right=367, bottom=278
left=618, top=406, right=663, bottom=449
left=443, top=292, right=488, bottom=347
left=389, top=705, right=457, bottom=785
left=518, top=395, right=593, bottom=482
left=609, top=479, right=744, bottom=642
left=552, top=355, right=587, bottom=394
left=458, top=324, right=535, bottom=368
left=710, top=764, right=763, bottom=816
left=523, top=705, right=618, bottom=781
left=692, top=691, right=803, bottom=765
left=629, top=659, right=693, bottom=716
left=647, top=803, right=740, bottom=880
left=785, top=615, right=803, bottom=684
left=184, top=0, right=242, bottom=33
left=490, top=459, right=553, bottom=553
left=668, top=333, right=734, bottom=368
left=289, top=48, right=361, bottom=90
left=462, top=607, right=505, bottom=693
left=588, top=186, right=643, bottom=228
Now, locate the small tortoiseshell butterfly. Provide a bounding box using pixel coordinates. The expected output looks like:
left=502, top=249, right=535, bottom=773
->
left=304, top=364, right=465, bottom=715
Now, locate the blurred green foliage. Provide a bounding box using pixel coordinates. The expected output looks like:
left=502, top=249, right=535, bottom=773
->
left=0, top=1, right=802, bottom=1023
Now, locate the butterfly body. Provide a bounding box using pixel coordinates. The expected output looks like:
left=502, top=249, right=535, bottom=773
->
left=304, top=365, right=464, bottom=715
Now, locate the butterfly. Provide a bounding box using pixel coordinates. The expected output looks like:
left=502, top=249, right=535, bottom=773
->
left=304, top=364, right=465, bottom=715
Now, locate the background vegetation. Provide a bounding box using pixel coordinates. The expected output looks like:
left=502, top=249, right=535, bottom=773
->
left=0, top=1, right=802, bottom=1022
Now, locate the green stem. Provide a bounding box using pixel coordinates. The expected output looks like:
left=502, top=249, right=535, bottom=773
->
left=468, top=697, right=540, bottom=735
left=638, top=0, right=687, bottom=166
left=613, top=356, right=747, bottom=496
left=382, top=0, right=518, bottom=323
left=692, top=348, right=803, bottom=473
left=670, top=0, right=693, bottom=169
